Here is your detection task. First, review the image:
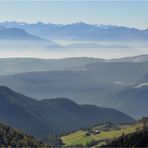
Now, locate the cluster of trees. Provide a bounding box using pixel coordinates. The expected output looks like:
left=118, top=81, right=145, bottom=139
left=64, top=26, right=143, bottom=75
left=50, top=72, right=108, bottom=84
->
left=104, top=117, right=148, bottom=147
left=0, top=122, right=47, bottom=147
left=104, top=128, right=148, bottom=147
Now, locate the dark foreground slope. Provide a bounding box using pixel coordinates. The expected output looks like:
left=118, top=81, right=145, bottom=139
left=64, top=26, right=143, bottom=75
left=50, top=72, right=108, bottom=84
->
left=0, top=86, right=58, bottom=137
left=0, top=122, right=46, bottom=147
left=0, top=86, right=134, bottom=138
left=105, top=128, right=148, bottom=147
left=104, top=118, right=148, bottom=147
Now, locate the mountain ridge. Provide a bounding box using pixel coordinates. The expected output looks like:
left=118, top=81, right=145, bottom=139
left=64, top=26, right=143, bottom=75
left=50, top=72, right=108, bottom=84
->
left=0, top=86, right=134, bottom=138
left=0, top=27, right=46, bottom=41
left=1, top=21, right=148, bottom=41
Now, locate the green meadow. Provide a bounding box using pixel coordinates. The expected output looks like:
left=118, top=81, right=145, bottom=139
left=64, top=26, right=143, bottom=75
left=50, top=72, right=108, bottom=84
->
left=61, top=122, right=143, bottom=147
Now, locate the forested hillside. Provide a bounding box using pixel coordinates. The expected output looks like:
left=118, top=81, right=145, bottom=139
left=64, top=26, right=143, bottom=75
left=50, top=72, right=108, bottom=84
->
left=0, top=122, right=46, bottom=147
left=0, top=86, right=133, bottom=137
left=104, top=117, right=148, bottom=147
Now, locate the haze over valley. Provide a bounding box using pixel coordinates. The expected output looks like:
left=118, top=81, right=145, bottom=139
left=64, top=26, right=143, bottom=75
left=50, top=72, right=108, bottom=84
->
left=0, top=22, right=148, bottom=59
left=0, top=1, right=148, bottom=147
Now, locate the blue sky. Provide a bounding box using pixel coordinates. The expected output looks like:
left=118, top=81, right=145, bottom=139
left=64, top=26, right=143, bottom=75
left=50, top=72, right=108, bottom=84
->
left=0, top=1, right=148, bottom=29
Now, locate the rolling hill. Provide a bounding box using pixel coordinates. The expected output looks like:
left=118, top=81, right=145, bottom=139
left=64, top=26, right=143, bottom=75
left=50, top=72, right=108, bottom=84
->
left=0, top=61, right=148, bottom=104
left=0, top=86, right=134, bottom=138
left=0, top=57, right=103, bottom=75
left=109, top=54, right=148, bottom=63
left=0, top=55, right=148, bottom=75
left=0, top=70, right=125, bottom=105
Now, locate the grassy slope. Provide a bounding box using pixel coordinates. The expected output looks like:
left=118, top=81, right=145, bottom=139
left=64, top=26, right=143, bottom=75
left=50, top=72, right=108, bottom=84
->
left=61, top=122, right=143, bottom=147
left=62, top=131, right=94, bottom=146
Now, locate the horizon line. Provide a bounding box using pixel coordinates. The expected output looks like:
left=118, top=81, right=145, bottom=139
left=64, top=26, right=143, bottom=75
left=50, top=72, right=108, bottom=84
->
left=0, top=20, right=148, bottom=30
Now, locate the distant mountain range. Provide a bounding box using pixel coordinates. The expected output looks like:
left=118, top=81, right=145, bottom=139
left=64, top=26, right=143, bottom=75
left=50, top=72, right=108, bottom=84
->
left=0, top=21, right=148, bottom=41
left=0, top=86, right=134, bottom=138
left=0, top=22, right=146, bottom=59
left=0, top=26, right=63, bottom=51
left=0, top=27, right=45, bottom=41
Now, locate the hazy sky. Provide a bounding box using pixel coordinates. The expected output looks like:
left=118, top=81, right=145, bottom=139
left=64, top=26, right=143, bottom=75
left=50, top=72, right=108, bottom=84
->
left=0, top=1, right=148, bottom=29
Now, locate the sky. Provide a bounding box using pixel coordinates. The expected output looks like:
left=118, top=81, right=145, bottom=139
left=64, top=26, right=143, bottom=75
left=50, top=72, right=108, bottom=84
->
left=0, top=0, right=148, bottom=29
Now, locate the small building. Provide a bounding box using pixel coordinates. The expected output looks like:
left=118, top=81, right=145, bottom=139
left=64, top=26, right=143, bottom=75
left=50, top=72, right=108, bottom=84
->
left=92, top=130, right=100, bottom=135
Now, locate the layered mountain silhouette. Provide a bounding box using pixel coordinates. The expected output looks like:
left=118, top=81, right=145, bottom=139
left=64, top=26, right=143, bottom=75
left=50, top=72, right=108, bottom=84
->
left=0, top=27, right=63, bottom=51
left=1, top=21, right=148, bottom=41
left=0, top=55, right=148, bottom=118
left=0, top=60, right=148, bottom=103
left=0, top=86, right=134, bottom=137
